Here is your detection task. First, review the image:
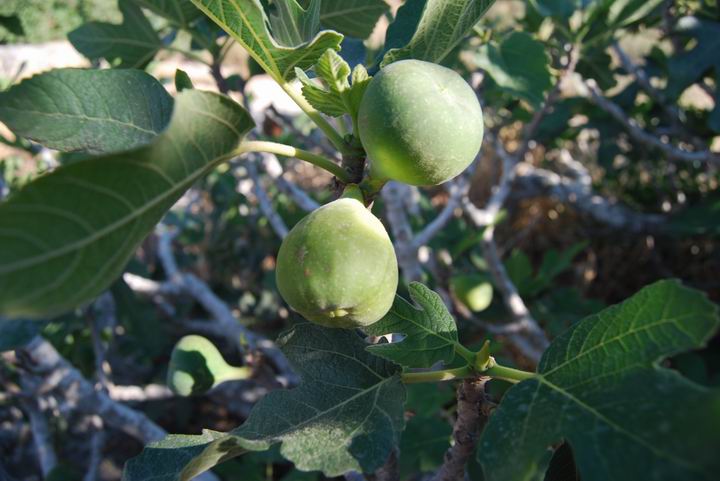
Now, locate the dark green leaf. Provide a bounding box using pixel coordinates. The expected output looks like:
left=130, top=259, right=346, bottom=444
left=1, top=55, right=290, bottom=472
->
left=399, top=416, right=451, bottom=478
left=474, top=31, right=552, bottom=108
left=0, top=90, right=254, bottom=319
left=319, top=0, right=389, bottom=39
left=382, top=0, right=427, bottom=54
left=0, top=69, right=173, bottom=154
left=381, top=0, right=496, bottom=66
left=0, top=14, right=23, bottom=36
left=68, top=0, right=162, bottom=69
left=124, top=323, right=406, bottom=479
left=191, top=0, right=343, bottom=82
left=175, top=68, right=195, bottom=91
left=134, top=0, right=203, bottom=27
left=478, top=280, right=720, bottom=481
left=667, top=195, right=720, bottom=236
left=365, top=282, right=461, bottom=368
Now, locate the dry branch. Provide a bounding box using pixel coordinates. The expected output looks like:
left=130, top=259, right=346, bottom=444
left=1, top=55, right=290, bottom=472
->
left=581, top=79, right=720, bottom=165
left=431, top=378, right=492, bottom=481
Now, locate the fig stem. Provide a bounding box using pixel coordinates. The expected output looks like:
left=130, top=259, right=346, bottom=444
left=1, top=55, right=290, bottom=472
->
left=483, top=359, right=536, bottom=384
left=455, top=344, right=477, bottom=365
left=341, top=184, right=365, bottom=203
left=280, top=81, right=351, bottom=155
left=215, top=366, right=252, bottom=386
left=238, top=140, right=351, bottom=183
left=400, top=359, right=536, bottom=385
left=401, top=366, right=472, bottom=384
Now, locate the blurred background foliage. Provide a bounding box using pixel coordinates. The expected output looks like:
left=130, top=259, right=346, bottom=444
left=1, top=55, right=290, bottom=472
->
left=1, top=1, right=719, bottom=480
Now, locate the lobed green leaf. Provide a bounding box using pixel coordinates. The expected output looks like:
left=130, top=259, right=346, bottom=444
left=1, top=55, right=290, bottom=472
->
left=365, top=282, right=461, bottom=368
left=68, top=0, right=162, bottom=69
left=190, top=0, right=343, bottom=82
left=478, top=280, right=720, bottom=481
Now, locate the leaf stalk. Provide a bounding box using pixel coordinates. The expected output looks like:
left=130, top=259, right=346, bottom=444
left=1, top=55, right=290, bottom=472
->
left=237, top=140, right=350, bottom=183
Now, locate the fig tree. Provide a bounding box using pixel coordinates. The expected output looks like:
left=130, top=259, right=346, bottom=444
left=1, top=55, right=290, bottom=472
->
left=167, top=335, right=250, bottom=396
left=358, top=59, right=484, bottom=186
left=275, top=197, right=398, bottom=328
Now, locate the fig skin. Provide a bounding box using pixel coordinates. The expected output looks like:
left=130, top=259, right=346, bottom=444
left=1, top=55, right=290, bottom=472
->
left=358, top=59, right=484, bottom=186
left=275, top=198, right=398, bottom=328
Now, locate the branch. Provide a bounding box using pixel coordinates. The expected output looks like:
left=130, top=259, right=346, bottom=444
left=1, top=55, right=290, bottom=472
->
left=580, top=79, right=720, bottom=165
left=17, top=336, right=221, bottom=481
left=431, top=378, right=492, bottom=481
left=464, top=136, right=549, bottom=364
left=18, top=336, right=166, bottom=443
left=412, top=177, right=469, bottom=250
left=156, top=226, right=297, bottom=384
left=512, top=160, right=664, bottom=232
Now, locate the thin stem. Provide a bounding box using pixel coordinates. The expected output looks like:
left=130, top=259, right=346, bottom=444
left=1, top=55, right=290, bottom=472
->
left=163, top=45, right=212, bottom=66
left=485, top=363, right=536, bottom=384
left=238, top=140, right=351, bottom=183
left=401, top=366, right=473, bottom=384
left=280, top=82, right=350, bottom=154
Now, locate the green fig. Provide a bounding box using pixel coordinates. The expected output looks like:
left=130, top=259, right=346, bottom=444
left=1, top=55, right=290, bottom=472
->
left=167, top=335, right=250, bottom=396
left=450, top=274, right=494, bottom=313
left=275, top=197, right=398, bottom=328
left=358, top=59, right=484, bottom=186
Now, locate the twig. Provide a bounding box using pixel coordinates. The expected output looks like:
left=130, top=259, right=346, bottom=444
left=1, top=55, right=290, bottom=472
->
left=581, top=79, right=720, bottom=165
left=106, top=383, right=174, bottom=402
left=464, top=137, right=549, bottom=364
left=83, top=416, right=104, bottom=481
left=246, top=157, right=289, bottom=239
left=368, top=449, right=399, bottom=481
left=258, top=152, right=320, bottom=212
left=412, top=177, right=468, bottom=250
left=431, top=378, right=492, bottom=481
left=89, top=292, right=116, bottom=391
left=18, top=390, right=57, bottom=477
left=382, top=182, right=423, bottom=283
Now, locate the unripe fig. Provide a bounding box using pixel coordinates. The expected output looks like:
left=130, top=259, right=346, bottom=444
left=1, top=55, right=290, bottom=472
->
left=358, top=59, right=484, bottom=186
left=167, top=335, right=250, bottom=396
left=275, top=198, right=398, bottom=328
left=450, top=274, right=493, bottom=312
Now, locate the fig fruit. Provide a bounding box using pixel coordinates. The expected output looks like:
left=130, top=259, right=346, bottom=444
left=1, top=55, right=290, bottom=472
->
left=167, top=335, right=250, bottom=396
left=358, top=59, right=484, bottom=186
left=275, top=198, right=398, bottom=328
